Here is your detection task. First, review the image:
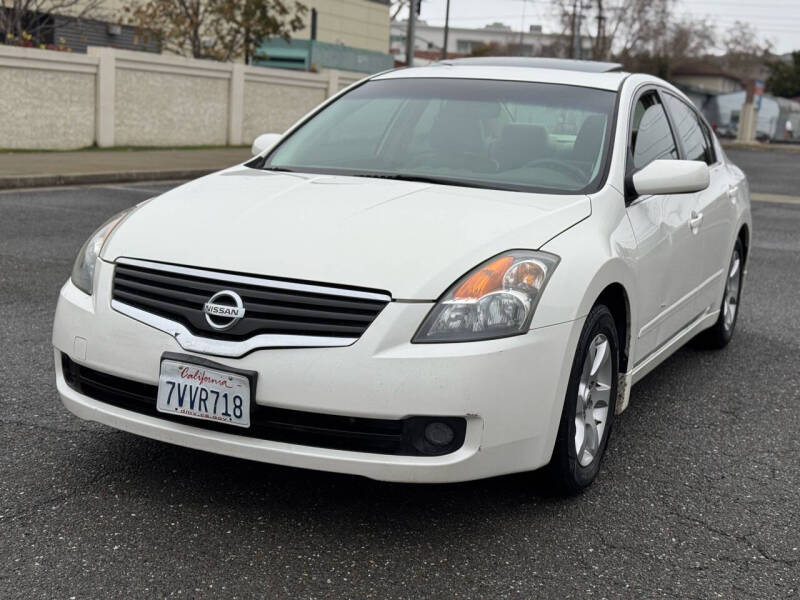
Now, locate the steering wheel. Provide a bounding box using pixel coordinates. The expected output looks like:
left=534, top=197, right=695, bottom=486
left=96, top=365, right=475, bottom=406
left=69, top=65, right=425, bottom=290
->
left=524, top=158, right=587, bottom=181
left=407, top=150, right=443, bottom=167
left=408, top=150, right=499, bottom=173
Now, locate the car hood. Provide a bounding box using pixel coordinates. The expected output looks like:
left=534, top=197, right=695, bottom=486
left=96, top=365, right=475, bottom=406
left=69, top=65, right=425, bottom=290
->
left=103, top=167, right=590, bottom=300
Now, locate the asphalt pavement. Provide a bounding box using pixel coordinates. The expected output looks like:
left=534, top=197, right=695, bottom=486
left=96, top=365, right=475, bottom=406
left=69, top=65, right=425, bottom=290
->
left=1, top=148, right=799, bottom=599
left=726, top=146, right=800, bottom=198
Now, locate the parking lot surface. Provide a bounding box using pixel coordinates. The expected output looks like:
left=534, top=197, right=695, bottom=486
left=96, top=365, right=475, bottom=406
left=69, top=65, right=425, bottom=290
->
left=2, top=147, right=799, bottom=598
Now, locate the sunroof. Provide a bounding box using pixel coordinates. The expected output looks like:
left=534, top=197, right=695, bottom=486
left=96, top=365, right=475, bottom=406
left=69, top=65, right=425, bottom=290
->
left=437, top=57, right=623, bottom=73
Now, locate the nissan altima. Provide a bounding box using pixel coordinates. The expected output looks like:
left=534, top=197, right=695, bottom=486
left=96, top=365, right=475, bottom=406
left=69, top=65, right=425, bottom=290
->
left=53, top=57, right=751, bottom=492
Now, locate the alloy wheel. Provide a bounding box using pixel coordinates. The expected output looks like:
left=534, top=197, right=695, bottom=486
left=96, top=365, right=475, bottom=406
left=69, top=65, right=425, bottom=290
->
left=575, top=333, right=613, bottom=467
left=723, top=249, right=742, bottom=331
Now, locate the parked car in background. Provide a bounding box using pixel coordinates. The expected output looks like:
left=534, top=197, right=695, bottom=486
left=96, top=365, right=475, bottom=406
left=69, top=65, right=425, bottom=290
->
left=704, top=90, right=800, bottom=142
left=54, top=57, right=751, bottom=492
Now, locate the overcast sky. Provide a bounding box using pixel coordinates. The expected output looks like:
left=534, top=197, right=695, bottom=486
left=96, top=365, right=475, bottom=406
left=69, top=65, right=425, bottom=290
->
left=400, top=0, right=800, bottom=55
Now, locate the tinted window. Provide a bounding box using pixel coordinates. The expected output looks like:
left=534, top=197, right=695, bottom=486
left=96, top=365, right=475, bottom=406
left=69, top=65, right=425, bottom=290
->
left=664, top=94, right=713, bottom=163
left=630, top=93, right=678, bottom=171
left=265, top=78, right=617, bottom=194
left=699, top=113, right=717, bottom=163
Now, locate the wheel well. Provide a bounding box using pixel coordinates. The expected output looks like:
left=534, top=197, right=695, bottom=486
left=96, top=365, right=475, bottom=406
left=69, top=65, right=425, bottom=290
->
left=738, top=224, right=750, bottom=266
left=595, top=283, right=630, bottom=373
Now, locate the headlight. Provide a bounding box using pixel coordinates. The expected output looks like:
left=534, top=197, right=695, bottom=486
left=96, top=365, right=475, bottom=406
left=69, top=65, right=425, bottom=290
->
left=413, top=250, right=559, bottom=343
left=70, top=209, right=130, bottom=295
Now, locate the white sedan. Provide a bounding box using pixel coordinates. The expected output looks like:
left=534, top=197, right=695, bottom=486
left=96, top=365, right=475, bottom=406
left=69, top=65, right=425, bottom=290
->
left=53, top=58, right=751, bottom=492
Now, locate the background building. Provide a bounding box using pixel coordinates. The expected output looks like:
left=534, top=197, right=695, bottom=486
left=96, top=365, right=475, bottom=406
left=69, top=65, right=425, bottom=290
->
left=254, top=0, right=393, bottom=74
left=671, top=63, right=743, bottom=95
left=294, top=0, right=390, bottom=55
left=390, top=20, right=588, bottom=63
left=0, top=1, right=157, bottom=53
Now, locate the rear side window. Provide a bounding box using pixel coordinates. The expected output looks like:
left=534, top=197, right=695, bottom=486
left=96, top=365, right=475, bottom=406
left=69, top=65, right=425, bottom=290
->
left=663, top=94, right=714, bottom=164
left=630, top=93, right=678, bottom=171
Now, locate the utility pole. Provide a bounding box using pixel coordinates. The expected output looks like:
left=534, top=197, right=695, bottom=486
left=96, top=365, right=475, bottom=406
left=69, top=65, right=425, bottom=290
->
left=595, top=0, right=605, bottom=60
left=571, top=0, right=581, bottom=60
left=519, top=0, right=527, bottom=55
left=405, top=0, right=417, bottom=67
left=441, top=0, right=450, bottom=60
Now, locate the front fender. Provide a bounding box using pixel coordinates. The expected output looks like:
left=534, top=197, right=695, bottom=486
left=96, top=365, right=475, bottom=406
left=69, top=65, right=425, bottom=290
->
left=533, top=187, right=639, bottom=334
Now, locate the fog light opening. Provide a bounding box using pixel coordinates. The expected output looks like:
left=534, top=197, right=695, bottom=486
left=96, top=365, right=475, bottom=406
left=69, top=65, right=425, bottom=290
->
left=424, top=421, right=455, bottom=447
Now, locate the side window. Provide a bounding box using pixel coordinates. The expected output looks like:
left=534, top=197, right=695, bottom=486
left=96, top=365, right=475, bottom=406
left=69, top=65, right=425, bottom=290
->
left=663, top=94, right=713, bottom=164
left=699, top=117, right=717, bottom=164
left=630, top=92, right=678, bottom=171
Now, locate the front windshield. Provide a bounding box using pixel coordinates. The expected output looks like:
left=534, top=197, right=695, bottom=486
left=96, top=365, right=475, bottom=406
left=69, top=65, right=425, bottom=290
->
left=264, top=78, right=617, bottom=194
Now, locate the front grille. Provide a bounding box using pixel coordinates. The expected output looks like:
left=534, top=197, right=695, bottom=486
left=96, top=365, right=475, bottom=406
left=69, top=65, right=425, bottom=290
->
left=61, top=354, right=467, bottom=457
left=111, top=259, right=391, bottom=342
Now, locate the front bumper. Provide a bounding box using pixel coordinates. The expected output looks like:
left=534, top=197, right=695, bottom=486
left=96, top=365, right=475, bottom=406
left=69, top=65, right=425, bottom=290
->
left=53, top=259, right=583, bottom=483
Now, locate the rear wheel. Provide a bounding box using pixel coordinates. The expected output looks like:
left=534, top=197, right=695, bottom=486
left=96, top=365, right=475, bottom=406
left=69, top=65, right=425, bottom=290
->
left=547, top=305, right=619, bottom=493
left=693, top=239, right=744, bottom=349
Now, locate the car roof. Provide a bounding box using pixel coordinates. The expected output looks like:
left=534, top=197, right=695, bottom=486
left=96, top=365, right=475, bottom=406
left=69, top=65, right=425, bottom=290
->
left=373, top=57, right=630, bottom=92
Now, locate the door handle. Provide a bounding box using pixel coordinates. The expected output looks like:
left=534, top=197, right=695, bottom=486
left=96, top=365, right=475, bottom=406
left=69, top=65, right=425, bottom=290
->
left=689, top=211, right=703, bottom=231
left=728, top=186, right=739, bottom=204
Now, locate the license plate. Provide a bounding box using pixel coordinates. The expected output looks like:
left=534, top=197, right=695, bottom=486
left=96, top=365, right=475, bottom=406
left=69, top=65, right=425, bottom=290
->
left=156, top=358, right=251, bottom=428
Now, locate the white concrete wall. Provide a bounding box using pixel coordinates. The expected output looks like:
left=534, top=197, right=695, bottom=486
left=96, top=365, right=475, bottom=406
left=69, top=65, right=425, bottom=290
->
left=0, top=45, right=365, bottom=150
left=242, top=69, right=329, bottom=143
left=0, top=47, right=97, bottom=149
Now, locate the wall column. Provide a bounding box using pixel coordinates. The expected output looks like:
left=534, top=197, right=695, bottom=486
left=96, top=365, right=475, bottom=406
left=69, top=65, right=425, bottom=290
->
left=228, top=63, right=245, bottom=145
left=90, top=47, right=116, bottom=147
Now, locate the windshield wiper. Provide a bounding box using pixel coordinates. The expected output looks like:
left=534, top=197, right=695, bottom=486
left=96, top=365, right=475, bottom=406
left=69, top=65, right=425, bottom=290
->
left=257, top=167, right=521, bottom=192
left=261, top=165, right=298, bottom=172
left=345, top=172, right=502, bottom=190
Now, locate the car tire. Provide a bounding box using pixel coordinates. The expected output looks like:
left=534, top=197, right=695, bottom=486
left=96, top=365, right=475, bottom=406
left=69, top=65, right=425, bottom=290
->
left=693, top=239, right=744, bottom=350
left=546, top=304, right=619, bottom=494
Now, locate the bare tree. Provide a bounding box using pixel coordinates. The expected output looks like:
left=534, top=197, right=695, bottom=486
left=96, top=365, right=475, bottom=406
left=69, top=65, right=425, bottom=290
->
left=208, top=0, right=306, bottom=64
left=1, top=0, right=105, bottom=46
left=125, top=0, right=306, bottom=63
left=552, top=0, right=674, bottom=58
left=390, top=0, right=427, bottom=22
left=390, top=0, right=412, bottom=21
left=721, top=20, right=773, bottom=80
left=552, top=0, right=716, bottom=77
left=618, top=16, right=716, bottom=78
left=124, top=0, right=206, bottom=58
left=390, top=0, right=408, bottom=21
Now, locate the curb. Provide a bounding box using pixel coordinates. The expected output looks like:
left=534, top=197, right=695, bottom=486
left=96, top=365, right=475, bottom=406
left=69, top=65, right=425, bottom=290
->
left=0, top=168, right=217, bottom=190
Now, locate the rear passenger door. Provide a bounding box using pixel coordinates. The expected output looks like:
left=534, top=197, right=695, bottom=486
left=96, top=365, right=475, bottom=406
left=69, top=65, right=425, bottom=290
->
left=662, top=92, right=735, bottom=316
left=625, top=89, right=705, bottom=363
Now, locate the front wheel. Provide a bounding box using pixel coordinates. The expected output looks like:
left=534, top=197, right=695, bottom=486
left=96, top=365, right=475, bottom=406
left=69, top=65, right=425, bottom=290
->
left=546, top=305, right=619, bottom=493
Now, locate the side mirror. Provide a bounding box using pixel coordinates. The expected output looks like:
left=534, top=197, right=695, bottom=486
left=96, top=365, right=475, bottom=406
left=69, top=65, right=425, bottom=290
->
left=251, top=133, right=282, bottom=156
left=632, top=160, right=710, bottom=196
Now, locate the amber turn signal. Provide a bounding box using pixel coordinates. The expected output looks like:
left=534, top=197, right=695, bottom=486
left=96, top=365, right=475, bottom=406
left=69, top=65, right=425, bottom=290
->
left=453, top=256, right=513, bottom=299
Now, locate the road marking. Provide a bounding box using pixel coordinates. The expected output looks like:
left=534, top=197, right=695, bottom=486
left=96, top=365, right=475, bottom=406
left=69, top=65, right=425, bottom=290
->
left=751, top=193, right=800, bottom=205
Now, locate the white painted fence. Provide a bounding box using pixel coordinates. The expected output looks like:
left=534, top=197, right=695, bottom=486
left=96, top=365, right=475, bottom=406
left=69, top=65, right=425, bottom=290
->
left=0, top=45, right=366, bottom=150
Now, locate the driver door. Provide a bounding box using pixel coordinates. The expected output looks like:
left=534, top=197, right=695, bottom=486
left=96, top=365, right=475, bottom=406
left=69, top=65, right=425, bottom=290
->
left=625, top=90, right=705, bottom=363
